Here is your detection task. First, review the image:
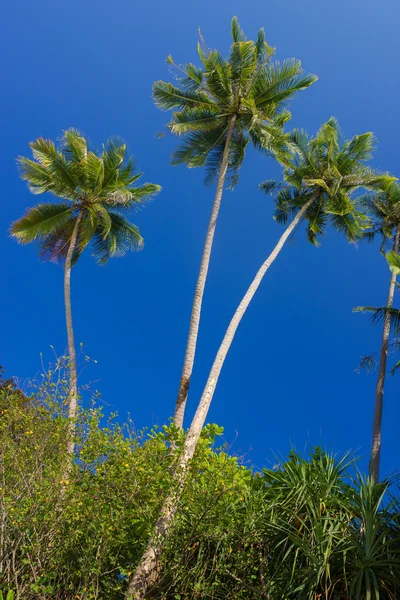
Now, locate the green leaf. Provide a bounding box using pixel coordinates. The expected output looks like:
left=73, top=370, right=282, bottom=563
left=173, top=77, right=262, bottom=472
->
left=386, top=250, right=400, bottom=275
left=10, top=204, right=73, bottom=244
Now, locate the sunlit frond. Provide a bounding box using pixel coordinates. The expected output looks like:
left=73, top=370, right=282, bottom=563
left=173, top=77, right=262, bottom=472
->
left=11, top=204, right=73, bottom=244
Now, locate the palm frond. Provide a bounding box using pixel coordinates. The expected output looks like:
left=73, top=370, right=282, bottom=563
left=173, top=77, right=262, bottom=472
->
left=38, top=217, right=77, bottom=264
left=62, top=129, right=88, bottom=163
left=170, top=108, right=227, bottom=135
left=356, top=354, right=377, bottom=374
left=29, top=138, right=80, bottom=197
left=353, top=306, right=400, bottom=333
left=10, top=204, right=73, bottom=244
left=226, top=131, right=250, bottom=189
left=171, top=126, right=227, bottom=172
left=231, top=17, right=246, bottom=43
left=91, top=213, right=143, bottom=265
left=386, top=250, right=400, bottom=275
left=259, top=180, right=283, bottom=195
left=153, top=81, right=213, bottom=111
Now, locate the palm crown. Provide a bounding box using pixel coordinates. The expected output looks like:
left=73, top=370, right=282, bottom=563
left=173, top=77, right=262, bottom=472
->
left=153, top=17, right=317, bottom=187
left=358, top=182, right=400, bottom=249
left=11, top=129, right=160, bottom=264
left=261, top=118, right=395, bottom=244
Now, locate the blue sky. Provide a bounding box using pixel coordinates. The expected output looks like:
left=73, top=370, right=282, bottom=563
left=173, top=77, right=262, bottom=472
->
left=2, top=0, right=400, bottom=476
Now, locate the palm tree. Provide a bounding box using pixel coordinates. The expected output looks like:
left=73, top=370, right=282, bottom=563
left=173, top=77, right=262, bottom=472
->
left=354, top=182, right=400, bottom=481
left=154, top=16, right=317, bottom=428
left=125, top=119, right=393, bottom=599
left=11, top=129, right=160, bottom=457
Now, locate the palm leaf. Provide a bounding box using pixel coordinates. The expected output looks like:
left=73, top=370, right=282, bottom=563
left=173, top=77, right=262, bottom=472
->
left=11, top=204, right=73, bottom=243
left=153, top=81, right=213, bottom=110
left=91, top=213, right=143, bottom=265
left=386, top=250, right=400, bottom=275
left=353, top=306, right=400, bottom=333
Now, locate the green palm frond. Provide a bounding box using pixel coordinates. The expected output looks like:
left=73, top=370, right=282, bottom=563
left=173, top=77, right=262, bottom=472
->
left=353, top=305, right=400, bottom=333
left=153, top=81, right=213, bottom=111
left=231, top=16, right=246, bottom=43
left=38, top=217, right=77, bottom=263
left=29, top=138, right=80, bottom=198
left=62, top=129, right=88, bottom=163
left=386, top=250, right=400, bottom=275
left=259, top=179, right=283, bottom=195
left=273, top=187, right=310, bottom=225
left=171, top=126, right=227, bottom=171
left=154, top=17, right=316, bottom=188
left=356, top=182, right=400, bottom=251
left=226, top=131, right=250, bottom=189
left=389, top=358, right=400, bottom=376
left=170, top=108, right=227, bottom=135
left=91, top=213, right=143, bottom=265
left=10, top=203, right=73, bottom=244
left=252, top=59, right=317, bottom=108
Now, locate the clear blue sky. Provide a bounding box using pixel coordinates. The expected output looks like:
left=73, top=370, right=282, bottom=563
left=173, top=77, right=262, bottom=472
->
left=2, top=0, right=400, bottom=476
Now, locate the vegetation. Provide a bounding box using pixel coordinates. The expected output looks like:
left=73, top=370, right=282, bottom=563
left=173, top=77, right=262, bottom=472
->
left=1, top=369, right=399, bottom=599
left=154, top=17, right=317, bottom=428
left=354, top=182, right=400, bottom=481
left=5, top=14, right=400, bottom=600
left=10, top=130, right=160, bottom=460
left=126, top=119, right=395, bottom=598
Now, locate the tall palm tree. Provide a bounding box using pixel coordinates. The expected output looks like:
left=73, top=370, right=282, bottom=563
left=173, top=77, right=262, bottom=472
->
left=11, top=129, right=160, bottom=457
left=354, top=182, right=400, bottom=481
left=125, top=119, right=393, bottom=599
left=154, top=16, right=317, bottom=428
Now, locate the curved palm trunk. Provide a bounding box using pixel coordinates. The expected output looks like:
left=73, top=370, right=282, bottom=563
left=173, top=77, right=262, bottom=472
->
left=174, top=115, right=237, bottom=428
left=64, top=212, right=83, bottom=459
left=370, top=226, right=400, bottom=482
left=125, top=197, right=313, bottom=600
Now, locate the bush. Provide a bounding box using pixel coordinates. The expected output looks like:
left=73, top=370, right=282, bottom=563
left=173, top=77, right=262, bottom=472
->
left=0, top=364, right=399, bottom=599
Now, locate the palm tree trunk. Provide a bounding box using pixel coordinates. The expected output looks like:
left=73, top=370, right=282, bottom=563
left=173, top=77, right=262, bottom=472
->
left=125, top=196, right=314, bottom=600
left=64, top=212, right=83, bottom=458
left=369, top=226, right=400, bottom=482
left=174, top=115, right=237, bottom=428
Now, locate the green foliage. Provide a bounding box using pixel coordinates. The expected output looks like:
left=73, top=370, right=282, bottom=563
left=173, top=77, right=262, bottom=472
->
left=261, top=118, right=395, bottom=245
left=387, top=249, right=400, bottom=275
left=11, top=130, right=161, bottom=265
left=358, top=182, right=400, bottom=251
left=353, top=305, right=400, bottom=332
left=1, top=365, right=399, bottom=599
left=154, top=17, right=317, bottom=188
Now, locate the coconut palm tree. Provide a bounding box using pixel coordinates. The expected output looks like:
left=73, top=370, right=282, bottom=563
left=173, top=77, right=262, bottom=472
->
left=354, top=182, right=400, bottom=481
left=125, top=119, right=393, bottom=600
left=11, top=129, right=160, bottom=457
left=154, top=16, right=317, bottom=428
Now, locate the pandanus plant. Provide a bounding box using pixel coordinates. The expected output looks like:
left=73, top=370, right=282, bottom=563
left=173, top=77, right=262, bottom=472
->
left=11, top=130, right=160, bottom=457
left=125, top=119, right=393, bottom=599
left=354, top=182, right=400, bottom=481
left=154, top=16, right=317, bottom=428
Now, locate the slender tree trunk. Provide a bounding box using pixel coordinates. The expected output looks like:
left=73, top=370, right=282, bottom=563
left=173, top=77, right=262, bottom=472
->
left=174, top=115, right=237, bottom=428
left=369, top=226, right=400, bottom=482
left=125, top=196, right=314, bottom=600
left=64, top=212, right=83, bottom=459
